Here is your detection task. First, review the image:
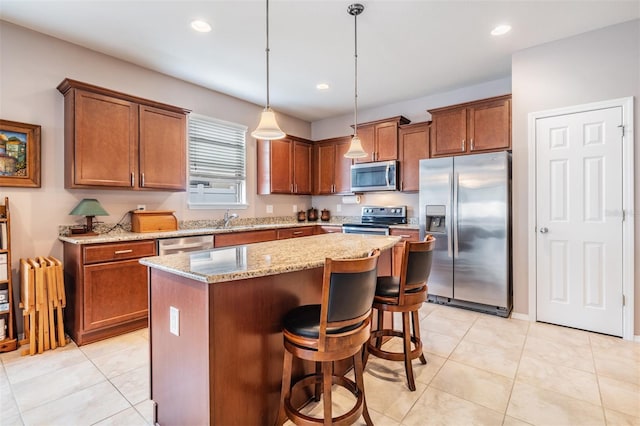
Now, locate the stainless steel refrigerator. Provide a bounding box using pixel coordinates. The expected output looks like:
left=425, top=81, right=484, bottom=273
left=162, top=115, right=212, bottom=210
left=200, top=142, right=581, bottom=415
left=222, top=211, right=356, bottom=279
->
left=419, top=151, right=512, bottom=317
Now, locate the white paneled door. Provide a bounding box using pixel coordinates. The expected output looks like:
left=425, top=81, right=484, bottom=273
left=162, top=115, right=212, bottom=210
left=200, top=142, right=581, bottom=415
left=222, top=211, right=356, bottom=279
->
left=535, top=106, right=624, bottom=336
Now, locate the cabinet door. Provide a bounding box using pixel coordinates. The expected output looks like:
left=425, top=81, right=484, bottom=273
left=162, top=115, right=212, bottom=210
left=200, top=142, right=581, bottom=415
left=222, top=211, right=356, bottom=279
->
left=139, top=105, right=187, bottom=190
left=469, top=98, right=511, bottom=152
left=292, top=141, right=312, bottom=194
left=83, top=259, right=148, bottom=331
left=269, top=139, right=293, bottom=193
left=73, top=90, right=137, bottom=187
left=333, top=138, right=353, bottom=194
left=353, top=125, right=375, bottom=163
left=431, top=108, right=467, bottom=157
left=316, top=143, right=336, bottom=194
left=375, top=122, right=399, bottom=161
left=399, top=124, right=430, bottom=192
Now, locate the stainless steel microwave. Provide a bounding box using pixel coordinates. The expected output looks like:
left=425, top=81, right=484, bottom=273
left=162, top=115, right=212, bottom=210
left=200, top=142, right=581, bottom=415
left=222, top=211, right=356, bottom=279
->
left=350, top=160, right=398, bottom=192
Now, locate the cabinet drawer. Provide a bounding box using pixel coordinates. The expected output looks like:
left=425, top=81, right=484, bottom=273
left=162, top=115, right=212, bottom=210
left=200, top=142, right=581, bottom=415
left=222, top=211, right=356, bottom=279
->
left=390, top=229, right=419, bottom=242
left=214, top=229, right=277, bottom=248
left=83, top=240, right=156, bottom=264
left=277, top=227, right=315, bottom=240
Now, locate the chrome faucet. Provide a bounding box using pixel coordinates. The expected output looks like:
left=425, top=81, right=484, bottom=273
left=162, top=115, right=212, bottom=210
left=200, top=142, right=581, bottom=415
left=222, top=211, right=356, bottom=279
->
left=223, top=209, right=238, bottom=228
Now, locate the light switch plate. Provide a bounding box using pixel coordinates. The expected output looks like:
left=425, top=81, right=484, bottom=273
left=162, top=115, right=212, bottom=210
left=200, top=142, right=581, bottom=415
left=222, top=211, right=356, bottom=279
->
left=292, top=204, right=297, bottom=213
left=266, top=205, right=273, bottom=214
left=169, top=306, right=179, bottom=336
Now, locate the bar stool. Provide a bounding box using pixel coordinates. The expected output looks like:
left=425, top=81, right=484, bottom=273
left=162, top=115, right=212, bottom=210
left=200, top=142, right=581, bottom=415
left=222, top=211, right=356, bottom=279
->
left=276, top=250, right=380, bottom=426
left=366, top=235, right=435, bottom=391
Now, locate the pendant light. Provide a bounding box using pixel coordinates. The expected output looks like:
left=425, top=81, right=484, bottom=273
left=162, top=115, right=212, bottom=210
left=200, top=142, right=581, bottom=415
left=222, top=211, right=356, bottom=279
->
left=251, top=0, right=286, bottom=140
left=344, top=3, right=367, bottom=159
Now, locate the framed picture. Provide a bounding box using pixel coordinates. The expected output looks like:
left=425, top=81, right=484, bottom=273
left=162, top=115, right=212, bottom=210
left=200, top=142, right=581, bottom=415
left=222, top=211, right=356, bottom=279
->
left=0, top=119, right=41, bottom=188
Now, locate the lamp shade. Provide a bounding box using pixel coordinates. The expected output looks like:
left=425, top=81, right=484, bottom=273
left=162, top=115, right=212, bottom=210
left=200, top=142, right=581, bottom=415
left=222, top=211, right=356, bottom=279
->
left=344, top=135, right=367, bottom=158
left=251, top=108, right=286, bottom=140
left=69, top=199, right=109, bottom=217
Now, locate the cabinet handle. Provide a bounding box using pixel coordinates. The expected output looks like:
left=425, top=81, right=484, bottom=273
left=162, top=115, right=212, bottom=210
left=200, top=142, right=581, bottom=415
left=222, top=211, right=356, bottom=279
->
left=114, top=249, right=133, bottom=255
left=130, top=173, right=135, bottom=187
left=398, top=234, right=412, bottom=238
left=293, top=231, right=303, bottom=235
left=461, top=139, right=465, bottom=151
left=470, top=139, right=474, bottom=150
left=141, top=173, right=145, bottom=187
left=295, top=184, right=298, bottom=193
left=290, top=184, right=294, bottom=192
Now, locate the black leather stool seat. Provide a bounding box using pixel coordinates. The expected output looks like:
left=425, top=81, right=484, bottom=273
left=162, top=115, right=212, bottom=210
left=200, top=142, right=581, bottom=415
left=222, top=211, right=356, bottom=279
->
left=283, top=305, right=362, bottom=339
left=375, top=276, right=422, bottom=298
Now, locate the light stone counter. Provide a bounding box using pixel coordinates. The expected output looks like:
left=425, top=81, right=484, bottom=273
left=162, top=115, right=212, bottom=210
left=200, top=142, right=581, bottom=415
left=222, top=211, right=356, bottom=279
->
left=139, top=233, right=400, bottom=284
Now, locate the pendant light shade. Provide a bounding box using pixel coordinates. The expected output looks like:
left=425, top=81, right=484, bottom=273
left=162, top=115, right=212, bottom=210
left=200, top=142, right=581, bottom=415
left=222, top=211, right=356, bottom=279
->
left=344, top=3, right=367, bottom=159
left=252, top=0, right=285, bottom=140
left=345, top=135, right=366, bottom=158
left=252, top=107, right=286, bottom=140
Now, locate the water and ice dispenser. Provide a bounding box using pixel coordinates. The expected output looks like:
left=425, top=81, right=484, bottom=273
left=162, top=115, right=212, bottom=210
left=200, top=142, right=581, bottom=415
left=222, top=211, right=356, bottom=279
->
left=425, top=205, right=446, bottom=233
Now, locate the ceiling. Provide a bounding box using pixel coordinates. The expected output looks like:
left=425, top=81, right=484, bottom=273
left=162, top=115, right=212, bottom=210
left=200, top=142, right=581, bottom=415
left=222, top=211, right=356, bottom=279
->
left=1, top=1, right=638, bottom=122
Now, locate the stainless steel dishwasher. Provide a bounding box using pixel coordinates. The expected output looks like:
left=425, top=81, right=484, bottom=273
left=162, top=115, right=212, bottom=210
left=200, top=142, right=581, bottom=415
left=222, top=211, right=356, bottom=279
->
left=157, top=235, right=214, bottom=255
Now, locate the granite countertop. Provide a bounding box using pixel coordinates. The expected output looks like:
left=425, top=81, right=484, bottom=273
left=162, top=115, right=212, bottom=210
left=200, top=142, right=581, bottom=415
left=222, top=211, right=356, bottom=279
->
left=58, top=221, right=419, bottom=245
left=139, top=233, right=401, bottom=284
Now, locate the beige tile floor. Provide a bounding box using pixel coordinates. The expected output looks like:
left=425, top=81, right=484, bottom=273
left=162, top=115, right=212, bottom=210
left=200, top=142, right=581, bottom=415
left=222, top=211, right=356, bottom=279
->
left=1, top=303, right=639, bottom=426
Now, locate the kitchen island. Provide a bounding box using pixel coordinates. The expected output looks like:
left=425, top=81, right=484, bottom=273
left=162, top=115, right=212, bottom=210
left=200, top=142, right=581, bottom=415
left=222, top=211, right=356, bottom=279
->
left=140, top=233, right=399, bottom=426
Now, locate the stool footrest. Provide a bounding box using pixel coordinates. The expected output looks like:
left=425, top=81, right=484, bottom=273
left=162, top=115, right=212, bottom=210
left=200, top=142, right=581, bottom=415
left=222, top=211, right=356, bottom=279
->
left=285, top=373, right=363, bottom=426
left=367, top=329, right=424, bottom=362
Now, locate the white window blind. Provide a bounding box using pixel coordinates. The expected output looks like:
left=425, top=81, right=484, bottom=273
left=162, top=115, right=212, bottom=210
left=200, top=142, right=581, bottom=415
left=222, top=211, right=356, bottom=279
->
left=188, top=114, right=248, bottom=208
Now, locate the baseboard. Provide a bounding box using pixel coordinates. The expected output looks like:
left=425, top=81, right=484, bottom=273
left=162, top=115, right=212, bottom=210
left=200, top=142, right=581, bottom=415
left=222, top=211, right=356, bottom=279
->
left=510, top=312, right=529, bottom=321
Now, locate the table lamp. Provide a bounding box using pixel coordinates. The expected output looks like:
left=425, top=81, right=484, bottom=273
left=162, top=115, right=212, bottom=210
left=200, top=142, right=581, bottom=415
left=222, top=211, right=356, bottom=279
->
left=69, top=198, right=109, bottom=236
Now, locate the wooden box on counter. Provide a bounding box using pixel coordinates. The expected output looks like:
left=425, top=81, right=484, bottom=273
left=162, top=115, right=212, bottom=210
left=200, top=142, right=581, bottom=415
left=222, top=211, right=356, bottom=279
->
left=130, top=210, right=178, bottom=233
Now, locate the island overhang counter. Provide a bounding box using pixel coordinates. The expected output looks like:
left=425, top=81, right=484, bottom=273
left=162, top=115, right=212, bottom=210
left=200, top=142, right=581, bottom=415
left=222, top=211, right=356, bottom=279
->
left=140, top=233, right=400, bottom=426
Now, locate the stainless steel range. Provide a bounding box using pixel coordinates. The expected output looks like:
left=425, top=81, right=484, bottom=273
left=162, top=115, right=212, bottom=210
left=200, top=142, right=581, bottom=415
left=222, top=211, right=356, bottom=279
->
left=342, top=206, right=407, bottom=236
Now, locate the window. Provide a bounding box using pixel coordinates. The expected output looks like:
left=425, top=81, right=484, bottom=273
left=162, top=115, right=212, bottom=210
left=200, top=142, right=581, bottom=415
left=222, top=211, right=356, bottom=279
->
left=188, top=114, right=248, bottom=208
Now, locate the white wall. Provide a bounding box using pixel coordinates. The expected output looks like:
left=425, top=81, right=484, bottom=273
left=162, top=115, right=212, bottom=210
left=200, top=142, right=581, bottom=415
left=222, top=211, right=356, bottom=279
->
left=0, top=21, right=312, bottom=269
left=512, top=19, right=639, bottom=329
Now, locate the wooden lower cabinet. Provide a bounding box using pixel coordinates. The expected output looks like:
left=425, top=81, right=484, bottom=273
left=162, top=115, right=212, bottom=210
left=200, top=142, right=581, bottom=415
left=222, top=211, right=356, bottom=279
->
left=63, top=240, right=156, bottom=345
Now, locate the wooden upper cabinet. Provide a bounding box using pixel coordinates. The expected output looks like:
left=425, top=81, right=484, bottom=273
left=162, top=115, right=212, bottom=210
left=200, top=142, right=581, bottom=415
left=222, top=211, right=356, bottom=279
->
left=468, top=97, right=511, bottom=152
left=398, top=122, right=430, bottom=192
left=314, top=136, right=352, bottom=195
left=57, top=78, right=190, bottom=191
left=429, top=95, right=511, bottom=157
left=139, top=105, right=187, bottom=190
left=293, top=140, right=312, bottom=194
left=257, top=136, right=312, bottom=195
left=353, top=116, right=410, bottom=163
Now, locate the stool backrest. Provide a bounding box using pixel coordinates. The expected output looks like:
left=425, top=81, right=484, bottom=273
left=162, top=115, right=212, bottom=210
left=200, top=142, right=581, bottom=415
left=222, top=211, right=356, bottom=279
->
left=318, top=249, right=380, bottom=351
left=398, top=235, right=436, bottom=303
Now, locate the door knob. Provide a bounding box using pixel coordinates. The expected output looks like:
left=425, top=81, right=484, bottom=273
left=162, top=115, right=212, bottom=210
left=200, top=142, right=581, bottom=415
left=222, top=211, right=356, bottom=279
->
left=539, top=227, right=549, bottom=234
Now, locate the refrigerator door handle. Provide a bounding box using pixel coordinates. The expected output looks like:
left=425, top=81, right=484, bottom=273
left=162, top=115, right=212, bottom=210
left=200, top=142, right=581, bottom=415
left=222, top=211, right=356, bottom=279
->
left=453, top=172, right=459, bottom=258
left=447, top=172, right=453, bottom=258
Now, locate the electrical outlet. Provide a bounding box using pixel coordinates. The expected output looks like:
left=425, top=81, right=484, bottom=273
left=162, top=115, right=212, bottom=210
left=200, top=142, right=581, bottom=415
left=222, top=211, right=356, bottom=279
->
left=336, top=204, right=342, bottom=212
left=292, top=204, right=297, bottom=213
left=137, top=204, right=146, bottom=211
left=169, top=306, right=179, bottom=336
left=266, top=205, right=273, bottom=214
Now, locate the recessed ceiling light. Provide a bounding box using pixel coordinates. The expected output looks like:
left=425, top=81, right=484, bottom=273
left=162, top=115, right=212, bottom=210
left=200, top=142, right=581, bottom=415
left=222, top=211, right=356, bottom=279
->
left=491, top=24, right=511, bottom=36
left=191, top=20, right=212, bottom=33
left=316, top=83, right=330, bottom=90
